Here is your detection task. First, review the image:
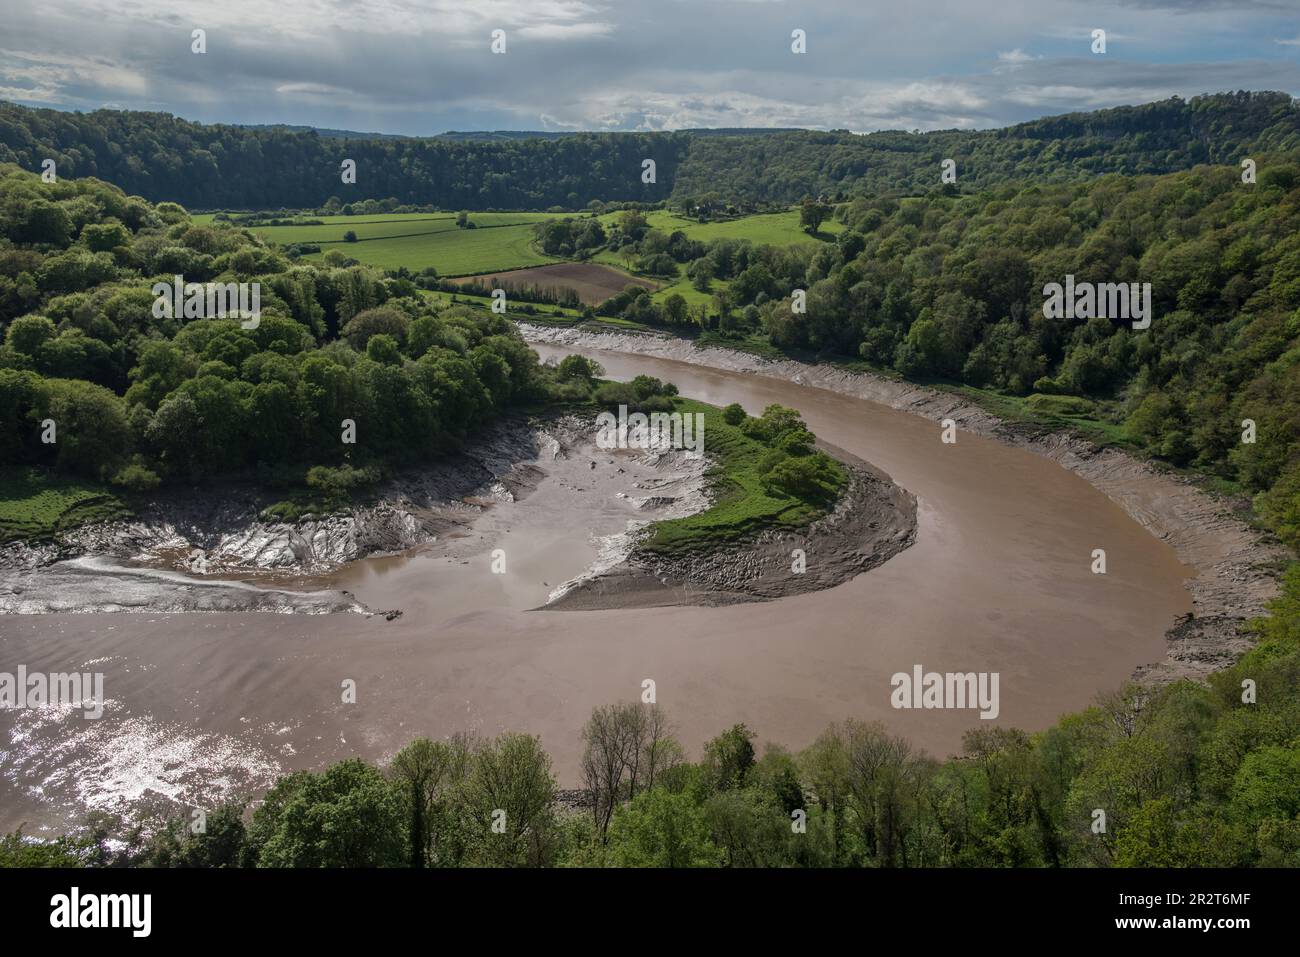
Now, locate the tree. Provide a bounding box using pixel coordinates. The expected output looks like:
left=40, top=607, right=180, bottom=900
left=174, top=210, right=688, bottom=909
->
left=40, top=377, right=131, bottom=479
left=607, top=788, right=720, bottom=867
left=581, top=702, right=648, bottom=838
left=136, top=802, right=248, bottom=868
left=81, top=220, right=130, bottom=252
left=800, top=197, right=832, bottom=234
left=704, top=724, right=757, bottom=791
left=248, top=759, right=407, bottom=868
left=0, top=828, right=87, bottom=867
left=464, top=733, right=557, bottom=867
left=388, top=736, right=468, bottom=868
left=705, top=788, right=790, bottom=867
left=341, top=305, right=410, bottom=350
left=366, top=333, right=402, bottom=366
left=5, top=314, right=56, bottom=356
left=556, top=353, right=603, bottom=382
left=641, top=704, right=680, bottom=791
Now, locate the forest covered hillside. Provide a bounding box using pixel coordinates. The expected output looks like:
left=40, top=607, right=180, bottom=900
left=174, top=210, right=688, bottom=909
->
left=1, top=91, right=1295, bottom=210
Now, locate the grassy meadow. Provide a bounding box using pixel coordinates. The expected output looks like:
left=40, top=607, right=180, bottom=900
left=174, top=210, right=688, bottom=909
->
left=189, top=206, right=829, bottom=286
left=0, top=469, right=130, bottom=544
left=599, top=208, right=843, bottom=246
left=193, top=211, right=563, bottom=276
left=638, top=398, right=847, bottom=555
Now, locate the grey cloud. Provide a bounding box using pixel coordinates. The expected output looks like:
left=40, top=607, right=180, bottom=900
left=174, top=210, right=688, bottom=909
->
left=1, top=0, right=1297, bottom=133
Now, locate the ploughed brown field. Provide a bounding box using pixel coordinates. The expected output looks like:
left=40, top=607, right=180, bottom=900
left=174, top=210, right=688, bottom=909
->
left=450, top=262, right=658, bottom=305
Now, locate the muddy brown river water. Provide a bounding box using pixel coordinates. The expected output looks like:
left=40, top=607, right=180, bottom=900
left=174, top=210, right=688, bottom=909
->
left=0, top=343, right=1192, bottom=834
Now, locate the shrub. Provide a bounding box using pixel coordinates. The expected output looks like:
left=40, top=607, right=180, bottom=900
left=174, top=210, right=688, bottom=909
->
left=111, top=462, right=161, bottom=492
left=1026, top=393, right=1097, bottom=416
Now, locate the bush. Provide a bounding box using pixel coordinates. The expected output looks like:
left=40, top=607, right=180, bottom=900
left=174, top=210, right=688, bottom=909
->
left=722, top=402, right=747, bottom=426
left=111, top=462, right=161, bottom=492
left=305, top=464, right=382, bottom=500
left=341, top=306, right=410, bottom=349
left=1026, top=393, right=1097, bottom=416
left=556, top=354, right=603, bottom=382
left=762, top=453, right=840, bottom=505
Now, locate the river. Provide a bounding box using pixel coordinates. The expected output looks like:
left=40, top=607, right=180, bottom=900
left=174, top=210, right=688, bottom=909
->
left=0, top=343, right=1192, bottom=834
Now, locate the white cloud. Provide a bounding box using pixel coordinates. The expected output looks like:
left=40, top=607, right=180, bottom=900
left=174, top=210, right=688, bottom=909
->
left=274, top=81, right=355, bottom=98
left=998, top=49, right=1038, bottom=64
left=1, top=0, right=1297, bottom=133
left=0, top=49, right=148, bottom=103
left=517, top=22, right=613, bottom=40
left=995, top=48, right=1042, bottom=74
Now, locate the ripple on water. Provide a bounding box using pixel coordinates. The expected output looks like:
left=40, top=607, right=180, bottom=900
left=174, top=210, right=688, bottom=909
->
left=2, top=699, right=282, bottom=823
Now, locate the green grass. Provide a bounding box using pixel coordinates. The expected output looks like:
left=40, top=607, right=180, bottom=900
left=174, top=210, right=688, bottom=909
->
left=418, top=289, right=655, bottom=331
left=198, top=207, right=837, bottom=290
left=601, top=208, right=844, bottom=246
left=192, top=211, right=563, bottom=275
left=301, top=222, right=559, bottom=275
left=250, top=216, right=459, bottom=245
left=588, top=249, right=727, bottom=310
left=638, top=398, right=847, bottom=555
left=422, top=288, right=584, bottom=320
left=0, top=468, right=131, bottom=544
left=652, top=275, right=727, bottom=308
left=251, top=212, right=555, bottom=246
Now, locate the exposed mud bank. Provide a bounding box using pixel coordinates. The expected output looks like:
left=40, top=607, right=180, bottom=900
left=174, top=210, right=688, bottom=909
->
left=519, top=324, right=1289, bottom=682
left=1, top=406, right=916, bottom=616
left=0, top=417, right=566, bottom=616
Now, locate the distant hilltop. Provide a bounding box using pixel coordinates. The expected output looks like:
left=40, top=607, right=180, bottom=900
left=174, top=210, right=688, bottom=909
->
left=239, top=127, right=808, bottom=142
left=1, top=91, right=1296, bottom=210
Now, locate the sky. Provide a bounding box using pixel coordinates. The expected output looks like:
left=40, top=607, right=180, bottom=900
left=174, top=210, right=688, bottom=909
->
left=1, top=0, right=1298, bottom=135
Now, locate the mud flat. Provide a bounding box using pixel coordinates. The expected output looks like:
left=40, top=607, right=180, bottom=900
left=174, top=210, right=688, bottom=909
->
left=0, top=416, right=565, bottom=616
left=520, top=324, right=1288, bottom=683
left=0, top=557, right=368, bottom=616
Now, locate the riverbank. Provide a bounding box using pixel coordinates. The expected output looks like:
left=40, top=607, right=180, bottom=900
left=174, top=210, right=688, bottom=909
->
left=0, top=415, right=556, bottom=616
left=0, top=404, right=917, bottom=616
left=518, top=323, right=1289, bottom=684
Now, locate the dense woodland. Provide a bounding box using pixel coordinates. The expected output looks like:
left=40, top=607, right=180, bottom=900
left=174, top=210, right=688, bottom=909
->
left=674, top=91, right=1300, bottom=202
left=0, top=162, right=570, bottom=503
left=595, top=154, right=1300, bottom=553
left=0, top=103, right=687, bottom=210
left=1, top=92, right=1296, bottom=210
left=6, top=564, right=1300, bottom=867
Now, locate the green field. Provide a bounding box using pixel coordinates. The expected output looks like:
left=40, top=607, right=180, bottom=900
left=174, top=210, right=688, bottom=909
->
left=0, top=469, right=130, bottom=544
left=250, top=212, right=556, bottom=245
left=299, top=221, right=559, bottom=275
left=651, top=275, right=726, bottom=308
left=586, top=248, right=725, bottom=309
left=190, top=211, right=564, bottom=276
left=639, top=398, right=846, bottom=555
left=600, top=209, right=843, bottom=246
left=192, top=206, right=831, bottom=288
